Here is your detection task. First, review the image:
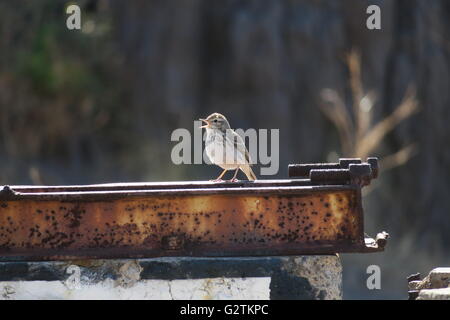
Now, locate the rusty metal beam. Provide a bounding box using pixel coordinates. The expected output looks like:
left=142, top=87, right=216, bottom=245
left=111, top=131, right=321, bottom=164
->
left=0, top=159, right=387, bottom=261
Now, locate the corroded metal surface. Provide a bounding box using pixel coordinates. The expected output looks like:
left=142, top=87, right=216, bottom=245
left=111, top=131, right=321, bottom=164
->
left=0, top=159, right=387, bottom=261
left=0, top=185, right=374, bottom=261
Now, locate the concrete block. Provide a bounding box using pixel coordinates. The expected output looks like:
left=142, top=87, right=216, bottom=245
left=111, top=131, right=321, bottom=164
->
left=417, top=288, right=450, bottom=300
left=0, top=255, right=342, bottom=300
left=429, top=267, right=450, bottom=288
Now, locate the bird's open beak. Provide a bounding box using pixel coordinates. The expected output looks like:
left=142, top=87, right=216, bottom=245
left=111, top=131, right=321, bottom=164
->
left=199, top=118, right=209, bottom=128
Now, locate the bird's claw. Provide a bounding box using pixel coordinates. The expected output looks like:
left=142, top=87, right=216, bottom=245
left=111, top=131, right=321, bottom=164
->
left=228, top=178, right=239, bottom=182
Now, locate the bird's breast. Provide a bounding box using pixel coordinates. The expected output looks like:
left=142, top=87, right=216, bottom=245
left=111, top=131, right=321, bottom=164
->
left=204, top=130, right=244, bottom=168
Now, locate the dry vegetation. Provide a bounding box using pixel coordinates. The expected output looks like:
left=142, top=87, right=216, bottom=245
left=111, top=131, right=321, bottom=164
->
left=319, top=50, right=420, bottom=174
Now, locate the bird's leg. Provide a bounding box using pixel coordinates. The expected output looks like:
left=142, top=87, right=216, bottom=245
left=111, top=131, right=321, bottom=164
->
left=211, top=169, right=228, bottom=182
left=228, top=167, right=240, bottom=182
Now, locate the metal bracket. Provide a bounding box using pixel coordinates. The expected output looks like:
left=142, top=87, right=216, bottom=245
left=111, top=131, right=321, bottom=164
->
left=288, top=157, right=379, bottom=187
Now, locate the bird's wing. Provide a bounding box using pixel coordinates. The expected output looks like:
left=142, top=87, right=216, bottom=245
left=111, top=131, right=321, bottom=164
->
left=224, top=130, right=252, bottom=165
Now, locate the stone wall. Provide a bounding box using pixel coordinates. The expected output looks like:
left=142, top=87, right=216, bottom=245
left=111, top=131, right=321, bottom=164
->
left=0, top=256, right=342, bottom=300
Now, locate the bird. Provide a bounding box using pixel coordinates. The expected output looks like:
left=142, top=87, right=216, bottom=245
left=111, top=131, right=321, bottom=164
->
left=199, top=113, right=257, bottom=182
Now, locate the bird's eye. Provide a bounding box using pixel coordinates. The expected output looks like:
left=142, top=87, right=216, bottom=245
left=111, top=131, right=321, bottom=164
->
left=214, top=119, right=218, bottom=123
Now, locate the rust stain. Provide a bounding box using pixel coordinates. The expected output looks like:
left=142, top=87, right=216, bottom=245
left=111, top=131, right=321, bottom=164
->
left=0, top=189, right=364, bottom=260
left=0, top=158, right=386, bottom=261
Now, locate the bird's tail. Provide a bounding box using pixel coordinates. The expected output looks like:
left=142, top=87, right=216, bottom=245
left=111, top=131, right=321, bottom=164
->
left=241, top=165, right=257, bottom=181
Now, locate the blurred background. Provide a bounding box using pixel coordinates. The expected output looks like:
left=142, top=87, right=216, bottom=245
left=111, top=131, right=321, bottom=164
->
left=0, top=0, right=449, bottom=299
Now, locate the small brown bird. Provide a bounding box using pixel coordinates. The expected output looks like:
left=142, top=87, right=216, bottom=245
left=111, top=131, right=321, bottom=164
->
left=199, top=113, right=257, bottom=182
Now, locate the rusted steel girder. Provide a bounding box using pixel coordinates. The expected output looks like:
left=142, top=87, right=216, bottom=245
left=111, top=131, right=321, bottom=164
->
left=0, top=158, right=387, bottom=261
